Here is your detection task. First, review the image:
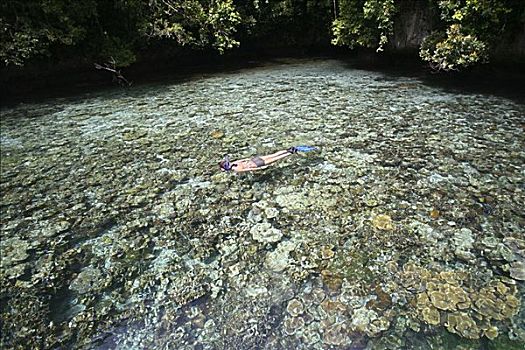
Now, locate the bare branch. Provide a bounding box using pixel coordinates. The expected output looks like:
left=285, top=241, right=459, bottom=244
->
left=94, top=62, right=132, bottom=87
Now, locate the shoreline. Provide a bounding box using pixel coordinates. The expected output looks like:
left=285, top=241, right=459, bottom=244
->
left=2, top=48, right=525, bottom=108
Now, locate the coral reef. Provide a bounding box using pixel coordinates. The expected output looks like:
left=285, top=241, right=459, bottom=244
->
left=1, top=59, right=524, bottom=349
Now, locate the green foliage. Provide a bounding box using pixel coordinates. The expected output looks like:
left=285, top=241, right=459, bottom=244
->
left=332, top=0, right=396, bottom=51
left=148, top=0, right=242, bottom=53
left=0, top=0, right=97, bottom=66
left=419, top=0, right=514, bottom=71
left=1, top=0, right=523, bottom=70
left=0, top=18, right=44, bottom=66
left=332, top=0, right=523, bottom=71
left=0, top=0, right=243, bottom=67
left=420, top=23, right=488, bottom=71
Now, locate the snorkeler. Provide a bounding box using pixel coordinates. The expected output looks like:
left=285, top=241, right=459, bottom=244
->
left=219, top=146, right=318, bottom=173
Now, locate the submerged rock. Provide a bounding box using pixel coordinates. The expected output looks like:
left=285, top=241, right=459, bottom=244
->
left=250, top=222, right=283, bottom=243
left=453, top=228, right=476, bottom=261
left=283, top=316, right=305, bottom=335
left=70, top=267, right=105, bottom=294
left=371, top=214, right=394, bottom=231
left=286, top=299, right=304, bottom=317
left=509, top=261, right=525, bottom=280
left=351, top=307, right=384, bottom=336
left=0, top=237, right=30, bottom=279
left=323, top=323, right=349, bottom=346
left=210, top=130, right=224, bottom=139
left=0, top=237, right=30, bottom=266
left=265, top=241, right=297, bottom=272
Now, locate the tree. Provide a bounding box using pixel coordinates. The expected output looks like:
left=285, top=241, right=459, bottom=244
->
left=420, top=0, right=515, bottom=71
left=0, top=0, right=98, bottom=66
left=332, top=0, right=524, bottom=71
left=0, top=0, right=244, bottom=67
left=331, top=0, right=396, bottom=51
left=145, top=0, right=242, bottom=53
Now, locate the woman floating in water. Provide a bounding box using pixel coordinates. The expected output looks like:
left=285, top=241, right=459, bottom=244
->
left=219, top=146, right=318, bottom=173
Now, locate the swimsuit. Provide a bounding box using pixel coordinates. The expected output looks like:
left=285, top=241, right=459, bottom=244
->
left=251, top=156, right=266, bottom=167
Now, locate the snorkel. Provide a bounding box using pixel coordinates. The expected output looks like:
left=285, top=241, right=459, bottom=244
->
left=219, top=155, right=232, bottom=171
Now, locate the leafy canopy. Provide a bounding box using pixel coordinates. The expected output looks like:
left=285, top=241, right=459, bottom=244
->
left=1, top=0, right=523, bottom=70
left=0, top=0, right=243, bottom=66
left=331, top=0, right=520, bottom=71
left=419, top=0, right=513, bottom=71
left=332, top=0, right=396, bottom=52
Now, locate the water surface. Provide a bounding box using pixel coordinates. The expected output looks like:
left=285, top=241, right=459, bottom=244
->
left=1, top=59, right=524, bottom=349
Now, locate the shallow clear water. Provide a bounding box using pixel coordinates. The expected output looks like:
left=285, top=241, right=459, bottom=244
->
left=1, top=58, right=524, bottom=349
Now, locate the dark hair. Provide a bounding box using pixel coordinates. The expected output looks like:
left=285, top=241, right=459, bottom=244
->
left=219, top=158, right=232, bottom=171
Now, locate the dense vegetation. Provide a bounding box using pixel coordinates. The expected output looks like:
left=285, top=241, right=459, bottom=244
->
left=1, top=0, right=524, bottom=71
